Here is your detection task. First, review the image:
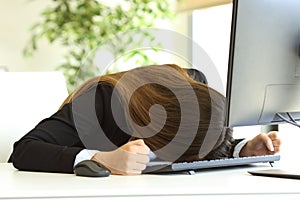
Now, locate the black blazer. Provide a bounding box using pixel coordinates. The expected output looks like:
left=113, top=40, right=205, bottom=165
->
left=9, top=83, right=131, bottom=173
left=9, top=68, right=235, bottom=174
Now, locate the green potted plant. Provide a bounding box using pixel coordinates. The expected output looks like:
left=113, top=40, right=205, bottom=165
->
left=23, top=0, right=174, bottom=92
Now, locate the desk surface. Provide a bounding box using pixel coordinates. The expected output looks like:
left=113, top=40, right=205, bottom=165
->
left=1, top=163, right=300, bottom=200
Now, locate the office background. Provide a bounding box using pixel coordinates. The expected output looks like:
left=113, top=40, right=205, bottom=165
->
left=0, top=0, right=299, bottom=167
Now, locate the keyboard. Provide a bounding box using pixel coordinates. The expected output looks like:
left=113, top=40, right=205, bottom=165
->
left=142, top=154, right=280, bottom=174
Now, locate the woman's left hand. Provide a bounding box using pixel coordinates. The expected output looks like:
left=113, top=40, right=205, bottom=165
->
left=239, top=131, right=281, bottom=157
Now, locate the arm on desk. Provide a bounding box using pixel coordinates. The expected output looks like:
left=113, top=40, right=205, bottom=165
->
left=9, top=103, right=84, bottom=173
left=239, top=131, right=281, bottom=157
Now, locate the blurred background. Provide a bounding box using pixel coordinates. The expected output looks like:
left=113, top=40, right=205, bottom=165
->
left=0, top=0, right=298, bottom=167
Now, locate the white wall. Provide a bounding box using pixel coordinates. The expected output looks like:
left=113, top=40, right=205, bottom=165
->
left=192, top=4, right=232, bottom=94
left=0, top=0, right=67, bottom=72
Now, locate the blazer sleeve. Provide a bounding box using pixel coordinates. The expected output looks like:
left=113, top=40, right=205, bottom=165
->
left=231, top=138, right=246, bottom=157
left=9, top=102, right=84, bottom=173
left=9, top=84, right=113, bottom=174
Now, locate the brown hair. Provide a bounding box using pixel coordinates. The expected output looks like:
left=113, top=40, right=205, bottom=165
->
left=61, top=64, right=234, bottom=162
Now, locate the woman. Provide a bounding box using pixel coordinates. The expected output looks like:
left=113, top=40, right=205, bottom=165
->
left=9, top=64, right=281, bottom=175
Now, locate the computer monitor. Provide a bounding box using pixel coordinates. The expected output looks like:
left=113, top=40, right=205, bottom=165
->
left=225, top=0, right=300, bottom=128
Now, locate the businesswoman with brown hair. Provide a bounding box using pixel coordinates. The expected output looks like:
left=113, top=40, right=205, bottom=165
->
left=9, top=64, right=281, bottom=175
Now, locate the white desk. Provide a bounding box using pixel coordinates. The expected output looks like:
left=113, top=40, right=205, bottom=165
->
left=1, top=163, right=300, bottom=200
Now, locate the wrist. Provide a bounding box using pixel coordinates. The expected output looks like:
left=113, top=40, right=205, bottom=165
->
left=91, top=152, right=105, bottom=164
left=239, top=141, right=253, bottom=157
left=91, top=152, right=111, bottom=171
left=92, top=152, right=122, bottom=175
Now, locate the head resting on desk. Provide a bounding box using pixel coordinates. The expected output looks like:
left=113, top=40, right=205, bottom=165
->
left=62, top=64, right=234, bottom=163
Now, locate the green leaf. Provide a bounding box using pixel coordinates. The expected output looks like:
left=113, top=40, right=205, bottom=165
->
left=23, top=0, right=175, bottom=92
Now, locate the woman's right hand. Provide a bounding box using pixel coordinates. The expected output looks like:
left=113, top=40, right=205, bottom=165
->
left=91, top=139, right=150, bottom=175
